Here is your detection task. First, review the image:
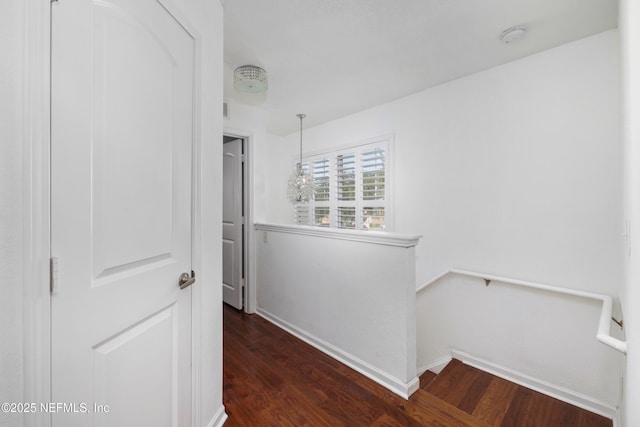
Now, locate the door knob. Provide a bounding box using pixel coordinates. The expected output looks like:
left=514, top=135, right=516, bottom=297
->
left=179, top=271, right=196, bottom=289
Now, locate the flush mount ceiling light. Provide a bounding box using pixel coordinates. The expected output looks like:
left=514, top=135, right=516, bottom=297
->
left=233, top=65, right=268, bottom=95
left=500, top=25, right=527, bottom=44
left=287, top=114, right=315, bottom=204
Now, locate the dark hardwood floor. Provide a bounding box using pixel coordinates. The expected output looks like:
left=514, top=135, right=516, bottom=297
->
left=223, top=304, right=612, bottom=426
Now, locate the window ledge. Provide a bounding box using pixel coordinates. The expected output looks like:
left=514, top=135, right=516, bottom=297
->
left=254, top=223, right=421, bottom=248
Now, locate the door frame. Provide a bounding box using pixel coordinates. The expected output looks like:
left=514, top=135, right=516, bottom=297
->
left=22, top=1, right=213, bottom=425
left=223, top=127, right=256, bottom=314
left=23, top=2, right=52, bottom=426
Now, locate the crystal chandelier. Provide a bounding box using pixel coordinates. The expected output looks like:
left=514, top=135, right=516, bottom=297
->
left=233, top=65, right=268, bottom=95
left=287, top=114, right=315, bottom=204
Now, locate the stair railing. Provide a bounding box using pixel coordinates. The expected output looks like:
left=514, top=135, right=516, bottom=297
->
left=416, top=268, right=628, bottom=354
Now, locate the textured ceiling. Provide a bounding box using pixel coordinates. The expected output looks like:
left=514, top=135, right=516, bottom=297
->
left=223, top=0, right=617, bottom=135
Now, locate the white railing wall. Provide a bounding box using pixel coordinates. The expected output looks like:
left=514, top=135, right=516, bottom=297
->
left=254, top=223, right=422, bottom=398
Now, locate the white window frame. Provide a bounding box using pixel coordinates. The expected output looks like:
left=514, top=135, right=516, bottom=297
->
left=293, top=135, right=393, bottom=231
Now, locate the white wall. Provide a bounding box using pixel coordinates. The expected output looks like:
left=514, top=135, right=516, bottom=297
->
left=279, top=30, right=621, bottom=296
left=0, top=2, right=25, bottom=427
left=254, top=224, right=419, bottom=397
left=224, top=99, right=295, bottom=225
left=620, top=0, right=640, bottom=425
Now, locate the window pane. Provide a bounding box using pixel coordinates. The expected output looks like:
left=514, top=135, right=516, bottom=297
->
left=336, top=153, right=356, bottom=201
left=314, top=207, right=330, bottom=227
left=294, top=205, right=309, bottom=224
left=337, top=207, right=356, bottom=229
left=363, top=207, right=385, bottom=230
left=298, top=139, right=390, bottom=231
left=312, top=158, right=330, bottom=201
left=362, top=148, right=385, bottom=201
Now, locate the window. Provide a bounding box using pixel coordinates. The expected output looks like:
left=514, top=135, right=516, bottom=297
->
left=293, top=137, right=391, bottom=231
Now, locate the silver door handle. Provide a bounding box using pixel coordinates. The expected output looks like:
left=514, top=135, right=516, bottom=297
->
left=179, top=271, right=196, bottom=289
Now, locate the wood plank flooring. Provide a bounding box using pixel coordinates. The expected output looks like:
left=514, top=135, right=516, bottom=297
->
left=422, top=359, right=611, bottom=427
left=223, top=305, right=612, bottom=426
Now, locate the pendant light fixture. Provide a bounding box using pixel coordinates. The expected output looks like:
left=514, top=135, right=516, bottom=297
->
left=287, top=114, right=315, bottom=204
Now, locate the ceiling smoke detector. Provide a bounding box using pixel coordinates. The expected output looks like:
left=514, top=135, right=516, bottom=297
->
left=500, top=26, right=527, bottom=44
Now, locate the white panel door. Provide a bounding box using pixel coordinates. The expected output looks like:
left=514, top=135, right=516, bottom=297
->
left=51, top=1, right=194, bottom=426
left=222, top=139, right=243, bottom=309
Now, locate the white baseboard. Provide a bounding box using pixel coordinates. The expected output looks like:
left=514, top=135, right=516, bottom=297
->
left=614, top=409, right=621, bottom=427
left=417, top=354, right=452, bottom=376
left=256, top=307, right=419, bottom=399
left=206, top=405, right=228, bottom=427
left=451, top=349, right=618, bottom=421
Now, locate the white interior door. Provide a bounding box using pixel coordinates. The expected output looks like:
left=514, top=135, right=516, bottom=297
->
left=222, top=138, right=244, bottom=309
left=51, top=0, right=195, bottom=426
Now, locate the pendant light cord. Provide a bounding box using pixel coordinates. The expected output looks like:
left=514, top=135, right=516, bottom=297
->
left=297, top=113, right=306, bottom=167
